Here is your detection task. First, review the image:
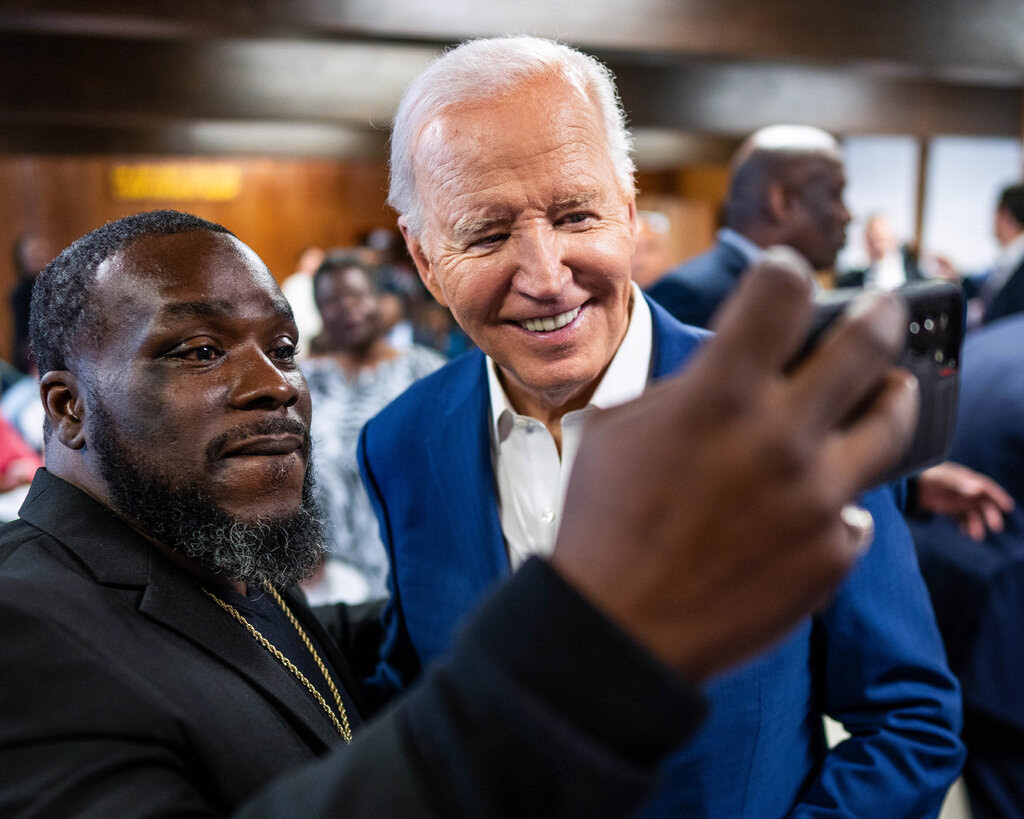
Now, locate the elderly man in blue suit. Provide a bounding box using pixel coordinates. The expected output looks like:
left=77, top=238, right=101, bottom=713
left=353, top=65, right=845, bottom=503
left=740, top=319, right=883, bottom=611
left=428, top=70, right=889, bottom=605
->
left=359, top=36, right=964, bottom=816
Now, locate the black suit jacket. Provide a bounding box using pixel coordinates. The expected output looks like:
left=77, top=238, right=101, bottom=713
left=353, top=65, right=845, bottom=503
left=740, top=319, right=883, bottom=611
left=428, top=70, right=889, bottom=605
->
left=1, top=470, right=704, bottom=817
left=645, top=240, right=748, bottom=329
left=982, top=258, right=1024, bottom=325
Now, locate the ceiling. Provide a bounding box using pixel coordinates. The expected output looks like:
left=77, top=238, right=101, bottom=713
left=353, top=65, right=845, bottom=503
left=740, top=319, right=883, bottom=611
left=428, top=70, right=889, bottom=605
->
left=2, top=0, right=1022, bottom=168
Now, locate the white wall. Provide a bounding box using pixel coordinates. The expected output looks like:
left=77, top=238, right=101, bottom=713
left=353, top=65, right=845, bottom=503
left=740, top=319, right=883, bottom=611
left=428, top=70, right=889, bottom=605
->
left=840, top=135, right=1023, bottom=277
left=839, top=136, right=920, bottom=272
left=921, top=136, right=1023, bottom=274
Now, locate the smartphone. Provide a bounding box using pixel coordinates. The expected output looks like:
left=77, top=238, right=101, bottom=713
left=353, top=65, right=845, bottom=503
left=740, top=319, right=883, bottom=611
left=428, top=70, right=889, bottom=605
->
left=792, top=279, right=963, bottom=485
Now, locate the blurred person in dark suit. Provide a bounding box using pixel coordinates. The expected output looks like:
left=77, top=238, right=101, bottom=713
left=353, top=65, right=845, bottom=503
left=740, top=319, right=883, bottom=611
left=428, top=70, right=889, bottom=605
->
left=969, top=183, right=1024, bottom=327
left=647, top=124, right=1011, bottom=545
left=648, top=124, right=850, bottom=329
left=9, top=234, right=54, bottom=379
left=908, top=312, right=1024, bottom=819
left=837, top=212, right=926, bottom=290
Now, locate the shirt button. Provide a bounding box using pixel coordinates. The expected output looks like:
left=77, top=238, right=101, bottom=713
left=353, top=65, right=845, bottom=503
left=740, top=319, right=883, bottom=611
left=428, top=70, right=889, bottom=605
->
left=541, top=510, right=555, bottom=524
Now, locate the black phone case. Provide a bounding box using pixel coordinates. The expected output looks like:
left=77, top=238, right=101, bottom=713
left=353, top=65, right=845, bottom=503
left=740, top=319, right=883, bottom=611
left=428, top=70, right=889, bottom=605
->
left=794, top=279, right=963, bottom=485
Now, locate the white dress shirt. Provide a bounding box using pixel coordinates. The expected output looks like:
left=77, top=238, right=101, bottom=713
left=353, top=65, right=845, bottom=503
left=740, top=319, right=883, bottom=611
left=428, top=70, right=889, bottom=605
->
left=864, top=251, right=910, bottom=291
left=486, top=283, right=653, bottom=569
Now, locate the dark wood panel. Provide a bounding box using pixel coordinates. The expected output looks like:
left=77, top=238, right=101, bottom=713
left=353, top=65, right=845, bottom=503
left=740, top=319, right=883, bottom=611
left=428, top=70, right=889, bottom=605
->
left=0, top=155, right=395, bottom=363
left=2, top=0, right=1023, bottom=78
left=615, top=62, right=1024, bottom=137
left=0, top=120, right=389, bottom=158
left=0, top=34, right=436, bottom=125
left=1, top=31, right=1020, bottom=163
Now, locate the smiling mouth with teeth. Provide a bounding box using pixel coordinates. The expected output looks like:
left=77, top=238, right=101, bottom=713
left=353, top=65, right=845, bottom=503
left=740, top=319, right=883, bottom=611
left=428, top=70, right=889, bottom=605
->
left=519, top=306, right=581, bottom=333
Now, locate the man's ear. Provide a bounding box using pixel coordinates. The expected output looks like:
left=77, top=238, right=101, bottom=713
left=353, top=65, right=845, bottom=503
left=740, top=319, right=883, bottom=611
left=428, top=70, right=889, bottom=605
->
left=39, top=371, right=87, bottom=450
left=399, top=219, right=448, bottom=307
left=766, top=181, right=790, bottom=224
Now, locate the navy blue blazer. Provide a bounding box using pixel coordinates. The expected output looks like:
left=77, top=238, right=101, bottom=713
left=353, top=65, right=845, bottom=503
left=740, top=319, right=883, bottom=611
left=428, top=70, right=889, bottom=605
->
left=646, top=239, right=748, bottom=329
left=908, top=314, right=1024, bottom=819
left=982, top=259, right=1024, bottom=325
left=359, top=296, right=964, bottom=816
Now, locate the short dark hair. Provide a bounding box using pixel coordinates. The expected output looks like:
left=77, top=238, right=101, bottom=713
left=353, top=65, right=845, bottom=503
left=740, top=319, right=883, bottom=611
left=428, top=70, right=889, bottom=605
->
left=311, top=252, right=384, bottom=305
left=998, top=184, right=1024, bottom=227
left=724, top=151, right=786, bottom=231
left=30, top=210, right=234, bottom=377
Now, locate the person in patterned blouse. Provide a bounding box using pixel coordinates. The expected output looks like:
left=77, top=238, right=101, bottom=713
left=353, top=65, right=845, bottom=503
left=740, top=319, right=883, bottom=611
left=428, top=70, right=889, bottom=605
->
left=301, top=252, right=445, bottom=602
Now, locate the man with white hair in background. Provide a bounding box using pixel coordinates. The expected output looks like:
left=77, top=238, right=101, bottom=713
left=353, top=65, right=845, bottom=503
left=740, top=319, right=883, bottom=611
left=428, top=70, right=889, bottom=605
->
left=359, top=36, right=964, bottom=817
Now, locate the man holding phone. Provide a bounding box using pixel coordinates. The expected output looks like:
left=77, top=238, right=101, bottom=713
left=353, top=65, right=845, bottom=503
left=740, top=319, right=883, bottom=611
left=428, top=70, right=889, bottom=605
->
left=360, top=37, right=964, bottom=816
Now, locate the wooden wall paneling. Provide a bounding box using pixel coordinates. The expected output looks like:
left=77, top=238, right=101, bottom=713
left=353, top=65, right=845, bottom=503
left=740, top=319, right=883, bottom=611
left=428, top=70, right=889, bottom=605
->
left=0, top=155, right=394, bottom=365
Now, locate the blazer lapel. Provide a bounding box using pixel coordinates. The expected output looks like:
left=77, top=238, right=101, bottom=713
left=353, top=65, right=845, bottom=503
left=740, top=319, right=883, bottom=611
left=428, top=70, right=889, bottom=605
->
left=138, top=566, right=342, bottom=752
left=424, top=353, right=510, bottom=586
left=647, top=294, right=711, bottom=380
left=20, top=471, right=342, bottom=754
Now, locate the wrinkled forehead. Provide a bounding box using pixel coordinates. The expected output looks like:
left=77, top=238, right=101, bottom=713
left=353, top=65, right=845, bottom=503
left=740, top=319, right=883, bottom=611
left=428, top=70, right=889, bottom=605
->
left=411, top=77, right=621, bottom=221
left=426, top=74, right=606, bottom=164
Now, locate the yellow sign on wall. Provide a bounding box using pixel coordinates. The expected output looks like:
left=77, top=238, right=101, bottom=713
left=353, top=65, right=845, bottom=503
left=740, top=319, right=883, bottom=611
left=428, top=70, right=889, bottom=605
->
left=110, top=163, right=242, bottom=202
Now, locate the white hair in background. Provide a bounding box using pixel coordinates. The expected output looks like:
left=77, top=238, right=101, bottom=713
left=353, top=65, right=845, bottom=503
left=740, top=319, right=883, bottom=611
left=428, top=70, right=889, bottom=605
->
left=388, top=35, right=636, bottom=236
left=731, top=124, right=842, bottom=171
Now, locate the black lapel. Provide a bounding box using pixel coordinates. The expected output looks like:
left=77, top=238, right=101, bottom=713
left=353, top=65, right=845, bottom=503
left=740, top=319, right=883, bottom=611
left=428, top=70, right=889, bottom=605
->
left=19, top=471, right=345, bottom=753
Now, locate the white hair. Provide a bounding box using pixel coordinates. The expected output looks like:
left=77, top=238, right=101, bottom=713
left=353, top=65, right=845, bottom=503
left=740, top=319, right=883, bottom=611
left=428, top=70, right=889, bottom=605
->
left=388, top=35, right=636, bottom=236
left=731, top=124, right=842, bottom=171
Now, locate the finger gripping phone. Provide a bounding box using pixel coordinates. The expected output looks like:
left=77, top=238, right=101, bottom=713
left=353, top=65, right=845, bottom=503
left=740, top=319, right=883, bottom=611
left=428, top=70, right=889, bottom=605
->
left=795, top=280, right=963, bottom=485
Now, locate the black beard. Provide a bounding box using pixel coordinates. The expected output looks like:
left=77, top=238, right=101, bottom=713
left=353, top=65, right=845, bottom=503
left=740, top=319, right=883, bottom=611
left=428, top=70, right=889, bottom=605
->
left=88, top=400, right=326, bottom=590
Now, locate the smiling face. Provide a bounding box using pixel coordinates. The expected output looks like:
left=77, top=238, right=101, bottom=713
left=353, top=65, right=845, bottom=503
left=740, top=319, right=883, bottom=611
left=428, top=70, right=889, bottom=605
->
left=78, top=230, right=312, bottom=526
left=402, top=74, right=637, bottom=419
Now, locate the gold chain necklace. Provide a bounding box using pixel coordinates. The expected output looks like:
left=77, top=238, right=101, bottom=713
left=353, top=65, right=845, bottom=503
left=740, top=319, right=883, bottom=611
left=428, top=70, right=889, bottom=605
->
left=202, top=585, right=352, bottom=743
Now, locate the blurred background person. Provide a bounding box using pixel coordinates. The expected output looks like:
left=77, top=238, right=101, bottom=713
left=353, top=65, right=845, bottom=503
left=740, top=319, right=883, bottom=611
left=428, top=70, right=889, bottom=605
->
left=648, top=124, right=851, bottom=329
left=280, top=245, right=327, bottom=359
left=0, top=411, right=42, bottom=521
left=906, top=313, right=1024, bottom=819
left=302, top=252, right=445, bottom=603
left=632, top=210, right=673, bottom=289
left=964, top=183, right=1024, bottom=329
left=837, top=212, right=926, bottom=290
left=8, top=234, right=54, bottom=381
left=0, top=358, right=43, bottom=458
left=0, top=236, right=49, bottom=486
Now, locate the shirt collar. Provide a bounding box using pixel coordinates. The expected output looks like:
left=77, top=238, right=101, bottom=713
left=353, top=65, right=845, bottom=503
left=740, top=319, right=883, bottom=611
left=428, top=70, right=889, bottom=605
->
left=487, top=282, right=653, bottom=441
left=717, top=227, right=765, bottom=265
